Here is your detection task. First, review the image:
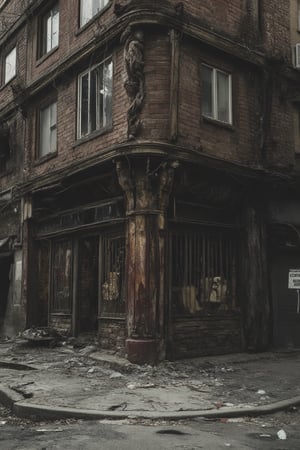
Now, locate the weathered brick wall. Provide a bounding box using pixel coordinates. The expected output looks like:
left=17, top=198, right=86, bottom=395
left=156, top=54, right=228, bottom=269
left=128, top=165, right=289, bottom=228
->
left=1, top=0, right=295, bottom=181
left=170, top=315, right=242, bottom=359
left=98, top=318, right=126, bottom=355
left=263, top=0, right=291, bottom=62
left=177, top=40, right=262, bottom=166
left=140, top=30, right=171, bottom=141
left=49, top=314, right=72, bottom=335
left=24, top=28, right=171, bottom=180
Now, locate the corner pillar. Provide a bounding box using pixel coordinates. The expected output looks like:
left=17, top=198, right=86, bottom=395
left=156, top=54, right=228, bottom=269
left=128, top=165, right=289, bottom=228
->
left=116, top=159, right=175, bottom=364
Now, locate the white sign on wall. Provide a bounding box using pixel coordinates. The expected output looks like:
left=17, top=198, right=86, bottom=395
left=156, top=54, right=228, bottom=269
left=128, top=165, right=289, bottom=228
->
left=288, top=269, right=300, bottom=289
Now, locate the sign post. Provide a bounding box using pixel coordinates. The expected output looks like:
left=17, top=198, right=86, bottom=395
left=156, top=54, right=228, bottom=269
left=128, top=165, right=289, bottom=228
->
left=288, top=269, right=300, bottom=314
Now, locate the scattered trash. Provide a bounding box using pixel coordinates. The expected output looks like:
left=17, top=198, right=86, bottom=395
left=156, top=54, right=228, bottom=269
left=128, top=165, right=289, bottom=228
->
left=277, top=429, right=287, bottom=440
left=257, top=390, right=266, bottom=395
left=21, top=327, right=63, bottom=344
left=87, top=367, right=96, bottom=374
left=223, top=402, right=234, bottom=407
left=224, top=443, right=231, bottom=447
left=107, top=402, right=127, bottom=411
left=227, top=418, right=244, bottom=423
left=109, top=372, right=124, bottom=379
left=126, top=382, right=156, bottom=390
left=10, top=382, right=34, bottom=399
left=0, top=421, right=7, bottom=425
left=259, top=434, right=272, bottom=438
left=36, top=428, right=63, bottom=433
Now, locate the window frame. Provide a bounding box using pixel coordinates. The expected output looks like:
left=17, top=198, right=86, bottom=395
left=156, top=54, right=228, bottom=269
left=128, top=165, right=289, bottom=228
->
left=50, top=238, right=73, bottom=314
left=79, top=0, right=109, bottom=28
left=77, top=56, right=113, bottom=139
left=169, top=225, right=237, bottom=317
left=98, top=232, right=126, bottom=318
left=37, top=98, right=58, bottom=160
left=4, top=46, right=17, bottom=85
left=201, top=64, right=233, bottom=126
left=38, top=3, right=60, bottom=59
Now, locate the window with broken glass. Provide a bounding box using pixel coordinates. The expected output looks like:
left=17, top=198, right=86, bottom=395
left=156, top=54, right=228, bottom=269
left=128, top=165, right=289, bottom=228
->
left=77, top=57, right=112, bottom=139
left=170, top=228, right=237, bottom=315
left=99, top=234, right=125, bottom=317
left=51, top=239, right=73, bottom=313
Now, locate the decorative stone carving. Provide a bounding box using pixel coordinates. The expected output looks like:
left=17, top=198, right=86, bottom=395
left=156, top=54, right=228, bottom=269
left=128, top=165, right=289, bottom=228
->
left=121, top=27, right=145, bottom=140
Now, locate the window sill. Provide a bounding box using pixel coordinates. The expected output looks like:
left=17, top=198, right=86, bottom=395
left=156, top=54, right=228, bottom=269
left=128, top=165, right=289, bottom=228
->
left=36, top=46, right=59, bottom=67
left=50, top=312, right=72, bottom=316
left=202, top=115, right=234, bottom=131
left=73, top=126, right=113, bottom=148
left=0, top=75, right=17, bottom=92
left=34, top=151, right=57, bottom=166
left=75, top=1, right=112, bottom=36
left=98, top=315, right=125, bottom=321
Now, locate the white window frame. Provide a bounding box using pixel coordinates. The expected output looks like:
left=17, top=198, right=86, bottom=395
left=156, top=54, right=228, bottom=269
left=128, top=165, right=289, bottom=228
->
left=202, top=64, right=232, bottom=125
left=40, top=4, right=59, bottom=56
left=4, top=47, right=16, bottom=84
left=39, top=100, right=57, bottom=158
left=80, top=0, right=109, bottom=27
left=77, top=56, right=113, bottom=139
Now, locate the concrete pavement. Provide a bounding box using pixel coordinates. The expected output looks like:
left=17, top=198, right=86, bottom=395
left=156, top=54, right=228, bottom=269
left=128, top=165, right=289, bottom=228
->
left=0, top=339, right=300, bottom=421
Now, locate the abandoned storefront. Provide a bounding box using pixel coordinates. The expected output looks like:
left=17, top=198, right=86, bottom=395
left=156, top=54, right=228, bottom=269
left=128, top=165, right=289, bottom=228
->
left=32, top=186, right=127, bottom=352
left=0, top=191, right=23, bottom=337
left=25, top=158, right=272, bottom=363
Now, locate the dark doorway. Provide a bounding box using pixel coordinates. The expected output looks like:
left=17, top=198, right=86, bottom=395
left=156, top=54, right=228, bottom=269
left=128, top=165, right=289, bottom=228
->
left=0, top=258, right=11, bottom=322
left=271, top=250, right=300, bottom=348
left=77, top=236, right=99, bottom=334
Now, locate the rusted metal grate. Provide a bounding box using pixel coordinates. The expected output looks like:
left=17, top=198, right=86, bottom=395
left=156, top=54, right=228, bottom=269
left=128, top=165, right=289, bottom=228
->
left=51, top=239, right=72, bottom=313
left=170, top=228, right=236, bottom=315
left=100, top=234, right=125, bottom=317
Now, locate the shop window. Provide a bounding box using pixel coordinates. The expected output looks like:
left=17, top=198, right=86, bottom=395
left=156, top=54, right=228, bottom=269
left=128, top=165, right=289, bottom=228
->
left=100, top=234, right=125, bottom=317
left=4, top=46, right=16, bottom=84
left=80, top=0, right=109, bottom=27
left=0, top=126, right=10, bottom=173
left=202, top=64, right=232, bottom=124
left=38, top=100, right=57, bottom=158
left=78, top=236, right=99, bottom=332
left=38, top=3, right=59, bottom=58
left=51, top=239, right=72, bottom=313
left=170, top=228, right=236, bottom=315
left=77, top=57, right=112, bottom=138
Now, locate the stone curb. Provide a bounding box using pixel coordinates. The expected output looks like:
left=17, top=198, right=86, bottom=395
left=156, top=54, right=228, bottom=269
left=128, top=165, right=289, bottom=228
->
left=1, top=388, right=299, bottom=421
left=0, top=384, right=24, bottom=409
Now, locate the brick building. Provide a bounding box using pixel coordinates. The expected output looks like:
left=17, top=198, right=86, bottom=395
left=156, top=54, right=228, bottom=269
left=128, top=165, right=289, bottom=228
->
left=0, top=0, right=300, bottom=363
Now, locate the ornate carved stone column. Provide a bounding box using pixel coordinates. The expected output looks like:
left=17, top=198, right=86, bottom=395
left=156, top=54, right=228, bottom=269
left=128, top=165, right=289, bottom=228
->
left=116, top=158, right=175, bottom=364
left=121, top=26, right=145, bottom=140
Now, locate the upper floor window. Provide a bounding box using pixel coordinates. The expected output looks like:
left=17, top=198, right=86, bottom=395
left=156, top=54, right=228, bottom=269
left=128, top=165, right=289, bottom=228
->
left=4, top=47, right=16, bottom=84
left=80, top=0, right=109, bottom=27
left=39, top=4, right=59, bottom=57
left=77, top=57, right=112, bottom=138
left=202, top=65, right=232, bottom=125
left=38, top=100, right=57, bottom=158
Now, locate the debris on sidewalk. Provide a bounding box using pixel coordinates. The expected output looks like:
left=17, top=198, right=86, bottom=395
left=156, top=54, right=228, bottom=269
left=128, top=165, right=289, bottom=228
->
left=21, top=327, right=63, bottom=345
left=277, top=429, right=287, bottom=440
